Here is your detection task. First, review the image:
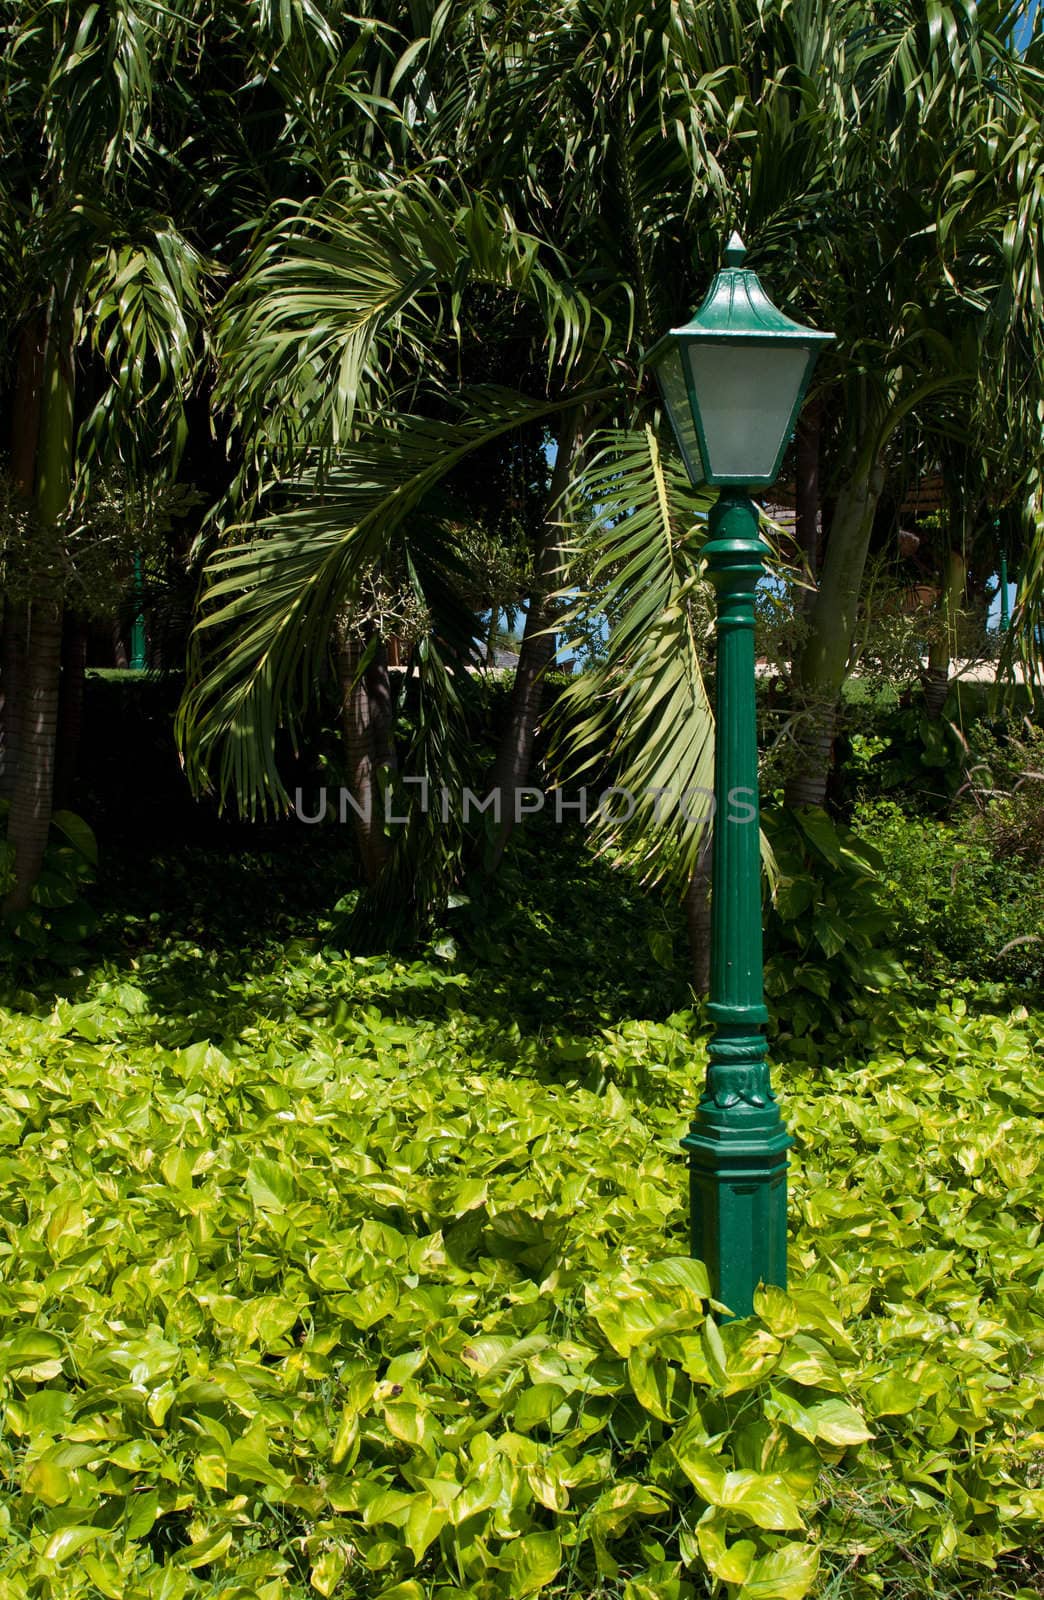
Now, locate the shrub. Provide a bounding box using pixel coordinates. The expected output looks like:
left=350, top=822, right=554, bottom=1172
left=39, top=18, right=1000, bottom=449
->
left=0, top=946, right=1043, bottom=1598
left=852, top=794, right=1044, bottom=990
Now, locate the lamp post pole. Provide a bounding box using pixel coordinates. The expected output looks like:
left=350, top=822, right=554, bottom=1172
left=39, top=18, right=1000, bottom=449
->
left=681, top=489, right=790, bottom=1317
left=1000, top=549, right=1011, bottom=634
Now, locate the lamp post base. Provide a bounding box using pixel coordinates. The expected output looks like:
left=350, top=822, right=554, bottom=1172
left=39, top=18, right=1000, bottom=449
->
left=682, top=1099, right=791, bottom=1320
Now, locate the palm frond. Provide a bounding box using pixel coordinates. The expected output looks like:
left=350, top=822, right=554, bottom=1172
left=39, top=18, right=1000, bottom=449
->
left=549, top=424, right=718, bottom=889
left=79, top=218, right=211, bottom=476
left=178, top=385, right=609, bottom=814
left=215, top=177, right=612, bottom=490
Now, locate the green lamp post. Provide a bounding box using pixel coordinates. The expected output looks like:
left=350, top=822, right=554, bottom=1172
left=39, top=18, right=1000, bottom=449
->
left=130, top=551, right=147, bottom=671
left=645, top=233, right=834, bottom=1317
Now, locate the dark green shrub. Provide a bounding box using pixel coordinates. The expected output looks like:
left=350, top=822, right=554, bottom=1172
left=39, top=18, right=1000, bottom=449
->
left=852, top=798, right=1044, bottom=989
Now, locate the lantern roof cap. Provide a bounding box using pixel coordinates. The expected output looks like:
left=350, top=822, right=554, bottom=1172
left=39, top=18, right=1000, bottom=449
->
left=644, top=236, right=835, bottom=362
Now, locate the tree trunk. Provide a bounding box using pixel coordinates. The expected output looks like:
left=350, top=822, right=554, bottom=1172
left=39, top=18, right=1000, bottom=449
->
left=795, top=394, right=822, bottom=615
left=335, top=627, right=387, bottom=885
left=923, top=547, right=966, bottom=719
left=685, top=833, right=713, bottom=998
left=366, top=642, right=398, bottom=776
left=4, top=602, right=63, bottom=914
left=486, top=605, right=499, bottom=667
left=10, top=317, right=45, bottom=498
left=487, top=412, right=580, bottom=870
left=54, top=611, right=89, bottom=810
left=4, top=286, right=75, bottom=915
left=0, top=604, right=27, bottom=804
left=785, top=456, right=887, bottom=810
left=2, top=318, right=46, bottom=808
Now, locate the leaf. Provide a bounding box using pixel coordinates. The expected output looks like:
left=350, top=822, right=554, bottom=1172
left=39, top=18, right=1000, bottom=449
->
left=50, top=810, right=99, bottom=866
left=697, top=1517, right=757, bottom=1585
left=175, top=1528, right=234, bottom=1568
left=643, top=1256, right=711, bottom=1305
left=504, top=1530, right=563, bottom=1597
left=331, top=1405, right=360, bottom=1467
left=161, top=1147, right=194, bottom=1191
left=627, top=1349, right=677, bottom=1421
left=515, top=1382, right=568, bottom=1431
left=721, top=1472, right=806, bottom=1530
left=549, top=425, right=717, bottom=890
left=24, top=1456, right=73, bottom=1505
left=526, top=1462, right=570, bottom=1513
left=245, top=1157, right=296, bottom=1212
left=228, top=1295, right=301, bottom=1345
left=793, top=807, right=843, bottom=868
left=671, top=1436, right=728, bottom=1501
left=179, top=387, right=599, bottom=815
left=753, top=1285, right=800, bottom=1338
left=804, top=1399, right=873, bottom=1448
left=0, top=1330, right=64, bottom=1375
left=623, top=1562, right=689, bottom=1600
left=43, top=1525, right=108, bottom=1562
left=739, top=1542, right=820, bottom=1599
left=311, top=1547, right=347, bottom=1596
left=775, top=1338, right=842, bottom=1390
left=865, top=1373, right=923, bottom=1416
left=587, top=1288, right=676, bottom=1356
left=405, top=1493, right=447, bottom=1563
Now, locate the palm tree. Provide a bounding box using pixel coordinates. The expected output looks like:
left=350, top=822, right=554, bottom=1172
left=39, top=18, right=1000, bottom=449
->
left=175, top=0, right=747, bottom=917
left=176, top=0, right=1044, bottom=945
left=771, top=1, right=1044, bottom=802
left=0, top=0, right=209, bottom=912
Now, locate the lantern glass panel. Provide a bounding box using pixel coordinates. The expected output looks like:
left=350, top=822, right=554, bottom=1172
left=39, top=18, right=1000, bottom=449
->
left=684, top=342, right=811, bottom=483
left=656, top=346, right=704, bottom=485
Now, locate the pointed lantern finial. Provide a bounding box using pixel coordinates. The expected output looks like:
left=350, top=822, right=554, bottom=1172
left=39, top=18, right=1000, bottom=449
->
left=724, top=231, right=747, bottom=268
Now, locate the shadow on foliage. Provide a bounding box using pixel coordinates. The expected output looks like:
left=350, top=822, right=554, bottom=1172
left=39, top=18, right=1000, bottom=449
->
left=10, top=820, right=692, bottom=1061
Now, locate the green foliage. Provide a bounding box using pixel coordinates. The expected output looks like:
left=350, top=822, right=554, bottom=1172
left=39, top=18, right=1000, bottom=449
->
left=0, top=848, right=1043, bottom=1597
left=448, top=820, right=690, bottom=1034
left=762, top=806, right=906, bottom=1041
left=837, top=704, right=971, bottom=811
left=852, top=796, right=1044, bottom=990
left=0, top=475, right=202, bottom=622
left=0, top=807, right=98, bottom=965
left=831, top=715, right=1044, bottom=991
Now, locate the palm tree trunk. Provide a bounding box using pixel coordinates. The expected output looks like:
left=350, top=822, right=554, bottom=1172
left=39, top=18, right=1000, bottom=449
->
left=795, top=395, right=822, bottom=616
left=366, top=642, right=398, bottom=776
left=10, top=316, right=45, bottom=497
left=4, top=287, right=75, bottom=915
left=487, top=412, right=580, bottom=870
left=335, top=626, right=387, bottom=885
left=785, top=456, right=887, bottom=809
left=0, top=604, right=27, bottom=804
left=5, top=602, right=63, bottom=914
left=923, top=548, right=966, bottom=719
left=2, top=318, right=46, bottom=807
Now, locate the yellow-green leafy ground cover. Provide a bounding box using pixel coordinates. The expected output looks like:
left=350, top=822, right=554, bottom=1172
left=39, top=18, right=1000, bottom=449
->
left=0, top=945, right=1043, bottom=1600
